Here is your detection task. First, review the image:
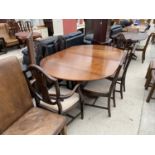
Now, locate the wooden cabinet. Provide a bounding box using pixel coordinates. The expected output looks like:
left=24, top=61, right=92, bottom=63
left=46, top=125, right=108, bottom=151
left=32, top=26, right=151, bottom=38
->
left=85, top=19, right=111, bottom=44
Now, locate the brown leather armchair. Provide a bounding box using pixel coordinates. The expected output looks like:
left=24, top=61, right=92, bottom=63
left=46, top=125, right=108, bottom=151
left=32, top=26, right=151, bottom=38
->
left=0, top=56, right=67, bottom=135
left=0, top=23, right=19, bottom=49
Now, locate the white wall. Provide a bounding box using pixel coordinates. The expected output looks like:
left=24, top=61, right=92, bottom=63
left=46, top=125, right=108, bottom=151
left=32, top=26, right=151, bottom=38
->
left=52, top=19, right=64, bottom=36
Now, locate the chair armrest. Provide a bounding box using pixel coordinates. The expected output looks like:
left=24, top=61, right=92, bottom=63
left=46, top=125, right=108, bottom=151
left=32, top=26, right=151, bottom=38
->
left=49, top=83, right=80, bottom=100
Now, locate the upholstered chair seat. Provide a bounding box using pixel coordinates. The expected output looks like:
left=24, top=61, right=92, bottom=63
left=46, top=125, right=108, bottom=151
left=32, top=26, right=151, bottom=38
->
left=40, top=86, right=79, bottom=113
left=83, top=79, right=112, bottom=95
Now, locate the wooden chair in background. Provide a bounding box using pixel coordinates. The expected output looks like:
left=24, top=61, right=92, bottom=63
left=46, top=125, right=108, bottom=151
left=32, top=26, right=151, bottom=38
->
left=146, top=70, right=155, bottom=103
left=108, top=43, right=137, bottom=99
left=136, top=33, right=152, bottom=63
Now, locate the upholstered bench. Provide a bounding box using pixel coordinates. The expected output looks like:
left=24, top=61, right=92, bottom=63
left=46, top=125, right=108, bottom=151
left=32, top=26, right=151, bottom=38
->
left=0, top=57, right=67, bottom=135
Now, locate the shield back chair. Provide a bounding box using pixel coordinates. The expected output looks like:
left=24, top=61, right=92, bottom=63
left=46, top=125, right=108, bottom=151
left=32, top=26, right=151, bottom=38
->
left=27, top=64, right=84, bottom=124
left=81, top=54, right=126, bottom=117
left=0, top=57, right=67, bottom=135
left=136, top=33, right=152, bottom=63
left=108, top=43, right=137, bottom=99
left=146, top=70, right=155, bottom=103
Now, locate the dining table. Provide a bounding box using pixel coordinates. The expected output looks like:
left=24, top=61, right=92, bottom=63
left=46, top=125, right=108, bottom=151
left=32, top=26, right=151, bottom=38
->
left=122, top=32, right=148, bottom=42
left=40, top=45, right=125, bottom=82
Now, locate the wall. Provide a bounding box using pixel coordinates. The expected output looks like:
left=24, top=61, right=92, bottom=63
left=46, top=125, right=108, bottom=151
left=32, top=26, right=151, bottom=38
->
left=52, top=19, right=64, bottom=36
left=63, top=19, right=77, bottom=35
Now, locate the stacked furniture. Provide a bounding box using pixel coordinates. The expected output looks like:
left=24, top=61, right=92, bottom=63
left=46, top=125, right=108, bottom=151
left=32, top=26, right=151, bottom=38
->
left=22, top=31, right=84, bottom=66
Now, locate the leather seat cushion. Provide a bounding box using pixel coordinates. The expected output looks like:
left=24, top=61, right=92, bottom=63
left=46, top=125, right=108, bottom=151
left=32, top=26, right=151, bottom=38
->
left=83, top=79, right=112, bottom=94
left=3, top=107, right=66, bottom=135
left=40, top=86, right=79, bottom=113
left=5, top=38, right=19, bottom=47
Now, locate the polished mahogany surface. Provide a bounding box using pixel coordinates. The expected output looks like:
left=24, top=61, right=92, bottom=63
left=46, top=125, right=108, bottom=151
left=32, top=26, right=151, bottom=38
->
left=40, top=45, right=124, bottom=81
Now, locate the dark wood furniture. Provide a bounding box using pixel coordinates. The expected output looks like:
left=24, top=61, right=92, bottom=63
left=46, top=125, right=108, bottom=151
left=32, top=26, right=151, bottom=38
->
left=26, top=32, right=36, bottom=64
left=28, top=64, right=84, bottom=123
left=135, top=33, right=152, bottom=63
left=84, top=19, right=111, bottom=44
left=109, top=43, right=137, bottom=99
left=0, top=57, right=67, bottom=135
left=145, top=60, right=155, bottom=90
left=43, top=19, right=54, bottom=36
left=40, top=45, right=125, bottom=82
left=122, top=32, right=150, bottom=63
left=82, top=64, right=123, bottom=117
left=146, top=70, right=155, bottom=103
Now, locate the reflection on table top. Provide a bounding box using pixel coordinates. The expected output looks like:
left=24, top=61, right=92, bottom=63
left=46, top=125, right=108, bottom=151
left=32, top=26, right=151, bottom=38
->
left=40, top=45, right=125, bottom=81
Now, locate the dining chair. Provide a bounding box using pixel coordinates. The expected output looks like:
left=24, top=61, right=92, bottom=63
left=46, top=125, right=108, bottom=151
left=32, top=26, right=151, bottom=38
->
left=108, top=43, right=137, bottom=99
left=81, top=60, right=124, bottom=117
left=145, top=60, right=155, bottom=90
left=27, top=64, right=84, bottom=124
left=146, top=70, right=155, bottom=103
left=135, top=33, right=152, bottom=63
left=0, top=56, right=67, bottom=135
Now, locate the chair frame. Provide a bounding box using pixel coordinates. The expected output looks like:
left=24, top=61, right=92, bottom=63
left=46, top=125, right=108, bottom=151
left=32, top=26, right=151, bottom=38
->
left=146, top=70, right=155, bottom=103
left=136, top=33, right=152, bottom=63
left=81, top=63, right=123, bottom=117
left=27, top=64, right=84, bottom=124
left=110, top=43, right=137, bottom=99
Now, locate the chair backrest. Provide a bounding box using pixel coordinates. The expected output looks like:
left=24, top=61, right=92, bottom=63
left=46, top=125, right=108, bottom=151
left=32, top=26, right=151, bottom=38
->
left=17, top=20, right=25, bottom=32
left=144, top=33, right=152, bottom=52
left=0, top=57, right=33, bottom=134
left=26, top=32, right=36, bottom=64
left=122, top=43, right=137, bottom=79
left=113, top=33, right=133, bottom=50
left=109, top=64, right=122, bottom=94
left=25, top=21, right=33, bottom=32
left=28, top=64, right=62, bottom=113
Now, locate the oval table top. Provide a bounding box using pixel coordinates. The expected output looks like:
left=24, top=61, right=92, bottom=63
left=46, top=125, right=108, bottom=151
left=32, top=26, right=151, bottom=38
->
left=122, top=32, right=148, bottom=42
left=40, top=45, right=124, bottom=81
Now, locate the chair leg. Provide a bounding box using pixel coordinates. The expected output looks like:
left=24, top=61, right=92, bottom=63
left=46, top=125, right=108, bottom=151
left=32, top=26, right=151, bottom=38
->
left=60, top=126, right=67, bottom=135
left=145, top=65, right=151, bottom=79
left=120, top=83, right=123, bottom=99
left=142, top=52, right=145, bottom=63
left=107, top=97, right=111, bottom=117
left=112, top=90, right=116, bottom=107
left=146, top=84, right=155, bottom=103
left=80, top=100, right=84, bottom=119
left=145, top=73, right=152, bottom=90
left=122, top=78, right=126, bottom=92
